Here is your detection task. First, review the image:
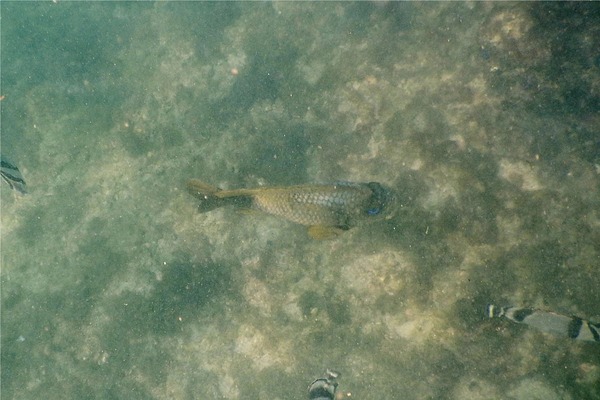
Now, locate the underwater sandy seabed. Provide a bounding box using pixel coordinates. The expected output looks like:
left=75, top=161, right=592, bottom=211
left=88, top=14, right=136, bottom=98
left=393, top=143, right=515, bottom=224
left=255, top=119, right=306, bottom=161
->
left=1, top=2, right=599, bottom=399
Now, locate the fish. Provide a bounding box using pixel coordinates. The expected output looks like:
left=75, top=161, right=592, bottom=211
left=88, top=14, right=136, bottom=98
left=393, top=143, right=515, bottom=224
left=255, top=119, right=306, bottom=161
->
left=1, top=154, right=27, bottom=194
left=186, top=179, right=395, bottom=239
left=308, top=370, right=340, bottom=400
left=487, top=304, right=600, bottom=343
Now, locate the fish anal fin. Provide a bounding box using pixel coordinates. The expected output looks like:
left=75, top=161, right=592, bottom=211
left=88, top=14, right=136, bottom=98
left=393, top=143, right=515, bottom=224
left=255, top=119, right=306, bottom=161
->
left=236, top=208, right=259, bottom=216
left=307, top=225, right=344, bottom=240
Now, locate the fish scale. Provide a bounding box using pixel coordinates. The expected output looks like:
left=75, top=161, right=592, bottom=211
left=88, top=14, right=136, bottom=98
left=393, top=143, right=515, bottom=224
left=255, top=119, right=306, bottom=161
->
left=252, top=185, right=374, bottom=227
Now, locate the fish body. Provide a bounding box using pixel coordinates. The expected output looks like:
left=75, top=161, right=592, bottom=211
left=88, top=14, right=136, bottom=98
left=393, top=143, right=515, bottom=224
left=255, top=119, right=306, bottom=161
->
left=1, top=154, right=27, bottom=194
left=186, top=179, right=395, bottom=239
left=487, top=304, right=600, bottom=343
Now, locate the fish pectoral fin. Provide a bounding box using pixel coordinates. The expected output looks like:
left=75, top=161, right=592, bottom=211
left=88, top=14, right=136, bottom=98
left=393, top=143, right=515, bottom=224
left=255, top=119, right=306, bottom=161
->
left=307, top=225, right=345, bottom=240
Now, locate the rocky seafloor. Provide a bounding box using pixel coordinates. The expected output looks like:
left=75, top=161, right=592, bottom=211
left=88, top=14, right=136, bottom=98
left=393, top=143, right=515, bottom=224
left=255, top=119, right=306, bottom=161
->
left=1, top=2, right=599, bottom=399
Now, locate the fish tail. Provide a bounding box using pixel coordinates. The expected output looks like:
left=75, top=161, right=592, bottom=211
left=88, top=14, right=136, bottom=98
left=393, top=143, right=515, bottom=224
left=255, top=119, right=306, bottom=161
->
left=186, top=179, right=251, bottom=212
left=187, top=179, right=221, bottom=197
left=1, top=154, right=27, bottom=194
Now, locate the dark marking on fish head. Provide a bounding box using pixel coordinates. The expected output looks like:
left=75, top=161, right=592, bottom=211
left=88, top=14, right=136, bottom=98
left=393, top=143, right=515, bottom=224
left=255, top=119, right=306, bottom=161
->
left=364, top=182, right=395, bottom=218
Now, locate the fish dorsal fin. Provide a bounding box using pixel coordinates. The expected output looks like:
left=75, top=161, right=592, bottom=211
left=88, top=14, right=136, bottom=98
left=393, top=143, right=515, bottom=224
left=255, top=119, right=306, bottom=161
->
left=307, top=225, right=344, bottom=240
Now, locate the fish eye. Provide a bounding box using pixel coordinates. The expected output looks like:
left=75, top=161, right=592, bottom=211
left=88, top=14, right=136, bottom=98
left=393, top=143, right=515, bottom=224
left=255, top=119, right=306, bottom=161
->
left=367, top=207, right=381, bottom=216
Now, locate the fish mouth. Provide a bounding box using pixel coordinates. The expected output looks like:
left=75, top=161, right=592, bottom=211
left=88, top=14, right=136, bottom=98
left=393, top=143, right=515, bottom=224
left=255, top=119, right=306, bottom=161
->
left=365, top=182, right=398, bottom=220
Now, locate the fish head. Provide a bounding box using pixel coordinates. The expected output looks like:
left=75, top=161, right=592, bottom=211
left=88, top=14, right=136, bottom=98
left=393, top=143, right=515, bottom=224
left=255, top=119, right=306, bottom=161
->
left=363, top=182, right=397, bottom=220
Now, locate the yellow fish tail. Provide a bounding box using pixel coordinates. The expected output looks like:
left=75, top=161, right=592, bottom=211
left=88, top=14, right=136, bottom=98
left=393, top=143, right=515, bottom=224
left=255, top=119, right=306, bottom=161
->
left=186, top=179, right=252, bottom=212
left=187, top=179, right=220, bottom=196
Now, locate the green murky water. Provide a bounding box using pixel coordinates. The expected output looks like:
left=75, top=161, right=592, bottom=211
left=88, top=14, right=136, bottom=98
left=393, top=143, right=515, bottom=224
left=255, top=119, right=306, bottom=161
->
left=2, top=3, right=599, bottom=399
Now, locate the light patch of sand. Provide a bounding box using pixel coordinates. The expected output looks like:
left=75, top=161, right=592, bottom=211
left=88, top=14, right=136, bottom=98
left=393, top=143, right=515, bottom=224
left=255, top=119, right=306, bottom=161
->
left=498, top=158, right=543, bottom=191
left=341, top=250, right=414, bottom=306
left=234, top=324, right=293, bottom=372
left=383, top=312, right=441, bottom=344
left=242, top=276, right=273, bottom=316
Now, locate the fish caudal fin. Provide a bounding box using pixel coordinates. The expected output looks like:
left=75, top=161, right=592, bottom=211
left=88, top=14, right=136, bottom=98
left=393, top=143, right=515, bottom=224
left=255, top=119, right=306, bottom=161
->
left=187, top=179, right=220, bottom=197
left=186, top=179, right=228, bottom=212
left=186, top=179, right=252, bottom=212
left=1, top=155, right=27, bottom=194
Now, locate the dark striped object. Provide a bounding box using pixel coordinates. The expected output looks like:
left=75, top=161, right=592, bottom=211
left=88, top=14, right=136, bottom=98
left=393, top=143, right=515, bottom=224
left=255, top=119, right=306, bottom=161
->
left=308, top=370, right=339, bottom=400
left=487, top=305, right=599, bottom=343
left=1, top=155, right=27, bottom=194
